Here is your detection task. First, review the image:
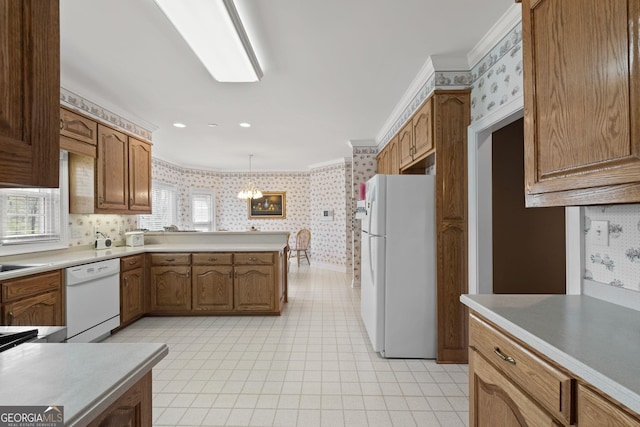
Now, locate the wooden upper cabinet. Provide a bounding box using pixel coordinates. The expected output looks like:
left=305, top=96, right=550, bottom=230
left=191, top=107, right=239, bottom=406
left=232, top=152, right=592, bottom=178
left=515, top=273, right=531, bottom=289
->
left=97, top=124, right=128, bottom=211
left=0, top=0, right=60, bottom=188
left=523, top=0, right=640, bottom=206
left=388, top=136, right=399, bottom=175
left=376, top=146, right=388, bottom=174
left=412, top=99, right=434, bottom=159
left=128, top=137, right=152, bottom=213
left=398, top=121, right=414, bottom=168
left=60, top=107, right=98, bottom=158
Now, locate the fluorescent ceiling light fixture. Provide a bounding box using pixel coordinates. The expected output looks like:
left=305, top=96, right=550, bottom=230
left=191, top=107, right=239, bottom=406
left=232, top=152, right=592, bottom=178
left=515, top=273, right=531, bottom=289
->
left=173, top=122, right=187, bottom=128
left=154, top=0, right=263, bottom=83
left=239, top=122, right=251, bottom=128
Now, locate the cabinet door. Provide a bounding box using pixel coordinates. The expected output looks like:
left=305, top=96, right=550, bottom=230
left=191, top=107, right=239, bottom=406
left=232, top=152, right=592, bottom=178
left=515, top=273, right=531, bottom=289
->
left=388, top=136, right=399, bottom=175
left=192, top=266, right=233, bottom=312
left=2, top=291, right=62, bottom=326
left=412, top=99, right=434, bottom=160
left=121, top=268, right=144, bottom=325
left=97, top=124, right=128, bottom=211
left=523, top=0, right=640, bottom=206
left=234, top=266, right=274, bottom=312
left=470, top=350, right=561, bottom=427
left=578, top=384, right=640, bottom=427
left=376, top=147, right=388, bottom=174
left=398, top=121, right=414, bottom=168
left=149, top=266, right=191, bottom=312
left=0, top=0, right=60, bottom=188
left=128, top=138, right=152, bottom=213
left=87, top=372, right=151, bottom=427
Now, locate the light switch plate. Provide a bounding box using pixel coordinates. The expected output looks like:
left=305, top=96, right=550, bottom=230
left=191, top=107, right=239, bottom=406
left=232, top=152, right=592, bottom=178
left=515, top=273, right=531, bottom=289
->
left=592, top=220, right=609, bottom=246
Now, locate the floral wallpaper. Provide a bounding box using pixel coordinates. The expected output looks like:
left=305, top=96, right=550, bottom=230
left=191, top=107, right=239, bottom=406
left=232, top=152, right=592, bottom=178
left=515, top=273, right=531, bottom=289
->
left=584, top=204, right=640, bottom=292
left=309, top=162, right=351, bottom=268
left=68, top=214, right=139, bottom=247
left=152, top=158, right=352, bottom=271
left=351, top=146, right=378, bottom=285
left=469, top=22, right=523, bottom=123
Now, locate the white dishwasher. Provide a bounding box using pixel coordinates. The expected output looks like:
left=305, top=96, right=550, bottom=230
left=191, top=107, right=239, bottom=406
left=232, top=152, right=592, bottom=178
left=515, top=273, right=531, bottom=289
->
left=65, top=258, right=120, bottom=343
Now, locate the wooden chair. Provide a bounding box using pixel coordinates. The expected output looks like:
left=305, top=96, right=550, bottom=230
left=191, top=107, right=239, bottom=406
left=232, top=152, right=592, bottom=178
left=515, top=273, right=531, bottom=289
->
left=288, top=229, right=311, bottom=266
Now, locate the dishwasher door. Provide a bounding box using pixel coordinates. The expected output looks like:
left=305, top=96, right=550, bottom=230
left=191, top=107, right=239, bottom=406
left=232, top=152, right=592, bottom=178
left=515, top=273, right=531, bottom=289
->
left=65, top=259, right=120, bottom=342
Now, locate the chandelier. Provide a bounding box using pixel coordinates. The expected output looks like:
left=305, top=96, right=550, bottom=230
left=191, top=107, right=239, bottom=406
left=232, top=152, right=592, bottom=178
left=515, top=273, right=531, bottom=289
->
left=237, top=154, right=263, bottom=199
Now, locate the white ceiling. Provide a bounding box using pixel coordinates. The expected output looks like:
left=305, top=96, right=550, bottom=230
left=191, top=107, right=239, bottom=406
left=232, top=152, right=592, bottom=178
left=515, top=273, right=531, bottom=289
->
left=60, top=0, right=513, bottom=172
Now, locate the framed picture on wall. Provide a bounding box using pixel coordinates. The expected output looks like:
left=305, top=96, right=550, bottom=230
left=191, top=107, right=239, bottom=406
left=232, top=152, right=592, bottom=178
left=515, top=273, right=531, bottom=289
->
left=248, top=192, right=286, bottom=219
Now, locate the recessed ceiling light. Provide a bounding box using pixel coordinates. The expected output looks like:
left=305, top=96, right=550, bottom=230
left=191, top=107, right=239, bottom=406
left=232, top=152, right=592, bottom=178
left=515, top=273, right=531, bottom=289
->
left=173, top=122, right=187, bottom=128
left=239, top=122, right=251, bottom=128
left=207, top=123, right=219, bottom=128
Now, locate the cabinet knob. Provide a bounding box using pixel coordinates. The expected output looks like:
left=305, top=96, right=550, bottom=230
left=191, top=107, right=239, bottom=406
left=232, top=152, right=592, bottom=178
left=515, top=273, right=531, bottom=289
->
left=8, top=311, right=13, bottom=326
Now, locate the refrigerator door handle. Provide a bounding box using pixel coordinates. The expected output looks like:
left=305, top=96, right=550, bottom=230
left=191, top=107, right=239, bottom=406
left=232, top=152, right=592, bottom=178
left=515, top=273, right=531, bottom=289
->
left=368, top=234, right=375, bottom=287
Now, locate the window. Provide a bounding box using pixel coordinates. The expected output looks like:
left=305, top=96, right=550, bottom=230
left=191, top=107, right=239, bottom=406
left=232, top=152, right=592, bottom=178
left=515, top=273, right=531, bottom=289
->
left=139, top=181, right=177, bottom=231
left=0, top=151, right=68, bottom=255
left=191, top=189, right=215, bottom=231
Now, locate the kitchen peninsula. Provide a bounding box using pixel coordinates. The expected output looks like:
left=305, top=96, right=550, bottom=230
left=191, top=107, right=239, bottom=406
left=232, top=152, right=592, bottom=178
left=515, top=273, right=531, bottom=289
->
left=0, top=231, right=290, bottom=330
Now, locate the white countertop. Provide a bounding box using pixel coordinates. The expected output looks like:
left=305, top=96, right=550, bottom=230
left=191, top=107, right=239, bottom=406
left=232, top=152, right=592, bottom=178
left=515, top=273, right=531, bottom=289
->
left=461, top=294, right=640, bottom=415
left=0, top=242, right=287, bottom=280
left=0, top=342, right=168, bottom=426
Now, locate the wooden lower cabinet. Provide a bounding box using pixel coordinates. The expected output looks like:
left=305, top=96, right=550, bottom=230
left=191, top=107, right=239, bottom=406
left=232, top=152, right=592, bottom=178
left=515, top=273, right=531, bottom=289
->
left=149, top=266, right=191, bottom=312
left=469, top=311, right=640, bottom=427
left=0, top=270, right=63, bottom=326
left=87, top=372, right=152, bottom=427
left=470, top=350, right=560, bottom=427
left=234, top=265, right=274, bottom=312
left=121, top=269, right=145, bottom=325
left=192, top=266, right=233, bottom=312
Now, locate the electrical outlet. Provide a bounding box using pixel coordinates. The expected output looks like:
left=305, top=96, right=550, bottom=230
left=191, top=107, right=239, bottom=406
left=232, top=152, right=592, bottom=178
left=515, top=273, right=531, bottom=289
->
left=592, top=220, right=609, bottom=246
left=70, top=227, right=82, bottom=238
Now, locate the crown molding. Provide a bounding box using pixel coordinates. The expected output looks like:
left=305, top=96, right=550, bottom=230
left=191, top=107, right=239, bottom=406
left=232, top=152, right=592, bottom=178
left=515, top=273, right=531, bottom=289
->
left=467, top=3, right=522, bottom=68
left=308, top=157, right=352, bottom=170
left=348, top=139, right=377, bottom=148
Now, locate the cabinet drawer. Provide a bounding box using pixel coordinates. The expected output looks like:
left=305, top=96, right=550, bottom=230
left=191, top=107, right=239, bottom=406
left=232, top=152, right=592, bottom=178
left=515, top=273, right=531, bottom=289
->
left=192, top=253, right=233, bottom=265
left=469, top=313, right=574, bottom=424
left=234, top=252, right=274, bottom=265
left=60, top=107, right=97, bottom=145
left=121, top=254, right=144, bottom=272
left=150, top=253, right=190, bottom=266
left=1, top=271, right=61, bottom=303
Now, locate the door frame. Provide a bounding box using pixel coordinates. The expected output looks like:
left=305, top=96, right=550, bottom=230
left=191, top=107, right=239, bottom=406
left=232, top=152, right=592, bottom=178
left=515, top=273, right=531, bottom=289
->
left=467, top=94, right=583, bottom=295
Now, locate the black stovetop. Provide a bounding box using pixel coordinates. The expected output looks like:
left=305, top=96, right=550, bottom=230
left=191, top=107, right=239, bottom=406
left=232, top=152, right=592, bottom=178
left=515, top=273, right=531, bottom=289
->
left=0, top=329, right=38, bottom=353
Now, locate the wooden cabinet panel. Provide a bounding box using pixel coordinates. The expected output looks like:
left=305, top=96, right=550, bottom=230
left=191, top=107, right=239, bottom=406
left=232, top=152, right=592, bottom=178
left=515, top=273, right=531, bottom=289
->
left=1, top=270, right=60, bottom=302
left=578, top=384, right=640, bottom=427
left=149, top=266, right=191, bottom=312
left=470, top=350, right=561, bottom=427
left=150, top=253, right=191, bottom=266
left=0, top=0, right=60, bottom=188
left=470, top=314, right=573, bottom=424
left=398, top=121, right=414, bottom=168
left=97, top=124, right=129, bottom=211
left=2, top=291, right=62, bottom=326
left=128, top=138, right=152, bottom=213
left=192, top=266, right=233, bottom=312
left=121, top=268, right=144, bottom=325
left=376, top=147, right=388, bottom=174
left=523, top=0, right=640, bottom=206
left=235, top=252, right=274, bottom=265
left=87, top=371, right=152, bottom=427
left=234, top=266, right=274, bottom=311
left=388, top=136, right=399, bottom=175
left=192, top=253, right=233, bottom=266
left=121, top=254, right=144, bottom=272
left=413, top=99, right=434, bottom=159
left=60, top=107, right=97, bottom=146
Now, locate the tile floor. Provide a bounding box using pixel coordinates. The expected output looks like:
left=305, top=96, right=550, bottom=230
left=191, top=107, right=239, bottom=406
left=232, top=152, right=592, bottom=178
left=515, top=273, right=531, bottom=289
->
left=106, top=267, right=469, bottom=426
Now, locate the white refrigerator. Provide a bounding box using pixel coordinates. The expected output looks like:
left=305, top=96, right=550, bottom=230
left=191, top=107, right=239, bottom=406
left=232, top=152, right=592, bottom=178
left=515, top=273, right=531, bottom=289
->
left=360, top=174, right=436, bottom=358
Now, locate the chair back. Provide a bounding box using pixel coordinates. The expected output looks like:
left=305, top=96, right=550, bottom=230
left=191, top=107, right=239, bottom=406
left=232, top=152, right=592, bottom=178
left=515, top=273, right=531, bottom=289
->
left=296, top=228, right=311, bottom=249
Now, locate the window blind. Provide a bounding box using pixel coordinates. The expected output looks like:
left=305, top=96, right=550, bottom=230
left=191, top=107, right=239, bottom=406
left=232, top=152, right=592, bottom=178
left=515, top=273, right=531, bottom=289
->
left=191, top=192, right=214, bottom=231
left=0, top=188, right=61, bottom=246
left=139, top=182, right=177, bottom=231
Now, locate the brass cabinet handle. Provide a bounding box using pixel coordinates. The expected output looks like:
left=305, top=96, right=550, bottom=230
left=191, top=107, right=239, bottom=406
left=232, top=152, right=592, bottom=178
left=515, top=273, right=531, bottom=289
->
left=234, top=270, right=238, bottom=279
left=123, top=277, right=128, bottom=288
left=129, top=260, right=137, bottom=265
left=186, top=271, right=190, bottom=278
left=8, top=311, right=13, bottom=326
left=129, top=197, right=133, bottom=206
left=249, top=257, right=258, bottom=261
left=165, top=258, right=175, bottom=262
left=99, top=196, right=104, bottom=205
left=208, top=257, right=217, bottom=261
left=228, top=271, right=233, bottom=279
left=60, top=118, right=65, bottom=130
left=494, top=347, right=516, bottom=365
